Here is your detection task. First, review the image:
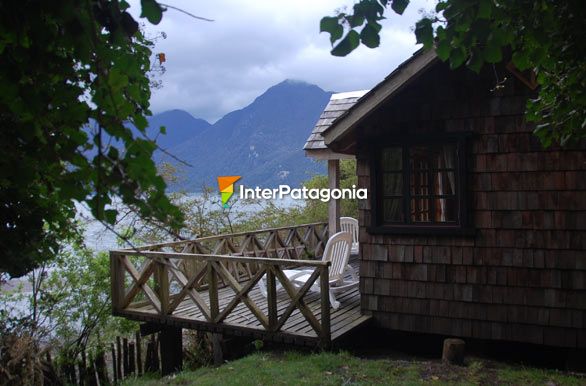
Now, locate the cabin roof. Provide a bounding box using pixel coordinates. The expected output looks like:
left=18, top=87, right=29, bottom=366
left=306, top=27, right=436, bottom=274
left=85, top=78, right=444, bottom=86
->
left=321, top=49, right=439, bottom=152
left=303, top=90, right=369, bottom=156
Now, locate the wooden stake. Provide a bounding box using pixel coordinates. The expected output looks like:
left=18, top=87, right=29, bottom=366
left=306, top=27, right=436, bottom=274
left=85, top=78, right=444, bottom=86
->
left=442, top=338, right=466, bottom=365
left=136, top=331, right=143, bottom=376
left=111, top=343, right=118, bottom=383
left=129, top=342, right=136, bottom=375
left=122, top=338, right=129, bottom=377
left=116, top=336, right=122, bottom=380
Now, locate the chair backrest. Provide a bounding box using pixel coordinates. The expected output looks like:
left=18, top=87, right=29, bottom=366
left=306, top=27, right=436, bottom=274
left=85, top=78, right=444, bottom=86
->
left=340, top=217, right=359, bottom=245
left=321, top=231, right=352, bottom=282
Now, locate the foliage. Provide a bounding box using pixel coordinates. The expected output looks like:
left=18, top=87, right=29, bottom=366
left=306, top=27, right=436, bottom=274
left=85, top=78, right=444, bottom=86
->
left=40, top=244, right=137, bottom=358
left=0, top=238, right=137, bottom=383
left=320, top=0, right=586, bottom=147
left=0, top=0, right=182, bottom=277
left=0, top=314, right=45, bottom=385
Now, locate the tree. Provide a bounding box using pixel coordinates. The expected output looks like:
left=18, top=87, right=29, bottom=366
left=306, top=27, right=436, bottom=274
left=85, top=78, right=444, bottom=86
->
left=320, top=0, right=586, bottom=147
left=0, top=0, right=183, bottom=276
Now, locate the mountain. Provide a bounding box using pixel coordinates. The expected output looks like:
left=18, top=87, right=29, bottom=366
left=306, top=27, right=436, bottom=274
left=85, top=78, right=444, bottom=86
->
left=163, top=80, right=331, bottom=191
left=147, top=109, right=211, bottom=150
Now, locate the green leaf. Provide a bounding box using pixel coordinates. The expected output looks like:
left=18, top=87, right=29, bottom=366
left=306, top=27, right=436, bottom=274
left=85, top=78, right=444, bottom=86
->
left=512, top=50, right=531, bottom=71
left=320, top=16, right=344, bottom=44
left=331, top=30, right=360, bottom=56
left=140, top=0, right=163, bottom=25
left=415, top=18, right=434, bottom=49
left=483, top=42, right=502, bottom=63
left=449, top=48, right=466, bottom=69
left=349, top=14, right=365, bottom=28
left=159, top=125, right=167, bottom=135
left=466, top=49, right=484, bottom=73
left=360, top=22, right=381, bottom=48
left=353, top=1, right=384, bottom=21
left=436, top=40, right=450, bottom=61
left=107, top=68, right=128, bottom=91
left=391, top=0, right=410, bottom=15
left=477, top=0, right=492, bottom=19
left=104, top=209, right=117, bottom=225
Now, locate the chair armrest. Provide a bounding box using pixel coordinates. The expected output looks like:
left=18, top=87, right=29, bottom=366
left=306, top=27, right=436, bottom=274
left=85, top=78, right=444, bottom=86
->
left=344, top=264, right=359, bottom=281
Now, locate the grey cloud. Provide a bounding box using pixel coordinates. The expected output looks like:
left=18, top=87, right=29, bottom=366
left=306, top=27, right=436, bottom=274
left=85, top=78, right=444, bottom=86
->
left=130, top=0, right=435, bottom=122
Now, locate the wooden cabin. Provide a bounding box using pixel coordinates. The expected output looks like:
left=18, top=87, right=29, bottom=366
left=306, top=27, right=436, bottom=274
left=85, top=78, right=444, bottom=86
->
left=310, top=49, right=586, bottom=349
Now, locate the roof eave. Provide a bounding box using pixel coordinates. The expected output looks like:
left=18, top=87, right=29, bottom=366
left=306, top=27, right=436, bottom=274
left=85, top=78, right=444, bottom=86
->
left=323, top=49, right=439, bottom=148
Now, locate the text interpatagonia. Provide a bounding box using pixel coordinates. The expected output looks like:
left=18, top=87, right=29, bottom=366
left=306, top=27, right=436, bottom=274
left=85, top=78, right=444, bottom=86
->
left=239, top=184, right=367, bottom=202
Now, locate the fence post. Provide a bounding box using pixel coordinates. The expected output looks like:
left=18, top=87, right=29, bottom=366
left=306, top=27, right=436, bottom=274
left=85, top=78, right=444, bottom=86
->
left=208, top=262, right=219, bottom=320
left=266, top=265, right=278, bottom=331
left=155, top=259, right=169, bottom=315
left=110, top=252, right=124, bottom=313
left=129, top=342, right=136, bottom=375
left=136, top=331, right=143, bottom=376
left=123, top=338, right=129, bottom=377
left=110, top=343, right=118, bottom=384
left=116, top=336, right=122, bottom=380
left=319, top=264, right=331, bottom=349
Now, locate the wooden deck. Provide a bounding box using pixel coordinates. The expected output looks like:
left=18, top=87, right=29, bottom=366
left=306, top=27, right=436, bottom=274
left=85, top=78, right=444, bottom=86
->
left=110, top=223, right=370, bottom=348
left=115, top=257, right=368, bottom=346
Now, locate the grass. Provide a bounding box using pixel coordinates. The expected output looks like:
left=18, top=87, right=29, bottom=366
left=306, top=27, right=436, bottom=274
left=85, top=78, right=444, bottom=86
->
left=123, top=351, right=586, bottom=386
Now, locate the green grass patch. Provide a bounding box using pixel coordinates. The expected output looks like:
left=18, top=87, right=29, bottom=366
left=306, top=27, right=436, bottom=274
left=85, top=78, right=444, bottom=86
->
left=123, top=351, right=585, bottom=386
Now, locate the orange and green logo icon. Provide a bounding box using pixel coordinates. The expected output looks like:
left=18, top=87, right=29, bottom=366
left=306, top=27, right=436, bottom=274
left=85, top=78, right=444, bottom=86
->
left=217, top=176, right=241, bottom=208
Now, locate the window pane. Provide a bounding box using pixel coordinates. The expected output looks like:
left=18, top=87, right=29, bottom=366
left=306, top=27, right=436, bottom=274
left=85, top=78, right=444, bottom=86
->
left=383, top=173, right=402, bottom=196
left=410, top=146, right=430, bottom=169
left=435, top=171, right=456, bottom=196
left=410, top=169, right=430, bottom=196
left=381, top=147, right=402, bottom=171
left=434, top=198, right=458, bottom=222
left=383, top=199, right=403, bottom=222
left=435, top=144, right=457, bottom=170
left=410, top=197, right=431, bottom=222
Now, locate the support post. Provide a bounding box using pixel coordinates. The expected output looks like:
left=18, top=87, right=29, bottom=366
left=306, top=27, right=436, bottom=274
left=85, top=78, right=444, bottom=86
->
left=319, top=265, right=331, bottom=349
left=160, top=326, right=183, bottom=376
left=110, top=252, right=124, bottom=313
left=211, top=333, right=224, bottom=366
left=328, top=159, right=340, bottom=238
left=266, top=266, right=277, bottom=331
left=155, top=259, right=169, bottom=315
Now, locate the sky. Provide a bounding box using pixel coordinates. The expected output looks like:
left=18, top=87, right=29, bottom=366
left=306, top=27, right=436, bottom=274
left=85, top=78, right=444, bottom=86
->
left=129, top=0, right=435, bottom=123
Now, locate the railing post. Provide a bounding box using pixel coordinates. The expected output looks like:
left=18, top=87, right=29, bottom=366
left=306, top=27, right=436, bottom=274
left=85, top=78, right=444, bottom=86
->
left=319, top=264, right=331, bottom=349
left=208, top=261, right=219, bottom=321
left=266, top=265, right=278, bottom=331
left=155, top=258, right=169, bottom=315
left=110, top=252, right=125, bottom=313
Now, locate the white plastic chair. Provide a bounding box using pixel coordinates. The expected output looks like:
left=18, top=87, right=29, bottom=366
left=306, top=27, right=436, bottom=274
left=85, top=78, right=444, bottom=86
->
left=259, top=231, right=358, bottom=309
left=340, top=217, right=359, bottom=255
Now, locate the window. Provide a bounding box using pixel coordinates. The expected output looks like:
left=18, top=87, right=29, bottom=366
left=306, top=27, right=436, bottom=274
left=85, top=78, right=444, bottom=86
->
left=371, top=136, right=471, bottom=234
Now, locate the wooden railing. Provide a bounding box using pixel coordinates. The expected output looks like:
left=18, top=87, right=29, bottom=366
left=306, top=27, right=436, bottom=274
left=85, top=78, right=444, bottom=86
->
left=110, top=223, right=332, bottom=347
left=135, top=222, right=328, bottom=256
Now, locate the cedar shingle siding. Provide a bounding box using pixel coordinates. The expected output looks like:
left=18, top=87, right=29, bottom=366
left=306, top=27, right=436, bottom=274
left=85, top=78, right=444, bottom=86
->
left=355, top=62, right=586, bottom=348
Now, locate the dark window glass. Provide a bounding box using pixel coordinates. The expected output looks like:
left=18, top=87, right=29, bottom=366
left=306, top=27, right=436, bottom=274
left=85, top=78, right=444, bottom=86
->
left=378, top=141, right=461, bottom=227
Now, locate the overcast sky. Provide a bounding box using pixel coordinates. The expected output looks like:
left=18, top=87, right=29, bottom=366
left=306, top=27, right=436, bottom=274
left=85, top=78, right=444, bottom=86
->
left=129, top=0, right=435, bottom=123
